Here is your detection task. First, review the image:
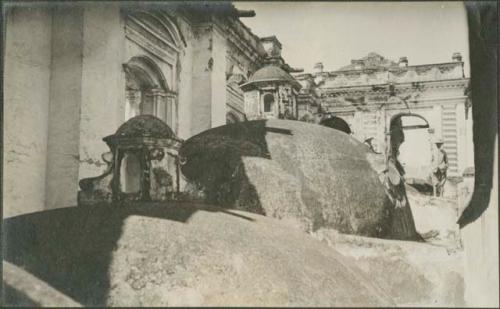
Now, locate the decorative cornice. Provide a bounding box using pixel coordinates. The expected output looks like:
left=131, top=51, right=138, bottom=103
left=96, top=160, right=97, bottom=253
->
left=212, top=18, right=264, bottom=67
left=324, top=61, right=463, bottom=76
left=320, top=78, right=469, bottom=97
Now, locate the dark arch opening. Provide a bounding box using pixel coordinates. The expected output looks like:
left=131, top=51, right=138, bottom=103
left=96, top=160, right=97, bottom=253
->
left=124, top=56, right=172, bottom=121
left=388, top=113, right=430, bottom=158
left=125, top=56, right=169, bottom=91
left=263, top=93, right=274, bottom=113
left=389, top=113, right=433, bottom=194
left=320, top=116, right=352, bottom=134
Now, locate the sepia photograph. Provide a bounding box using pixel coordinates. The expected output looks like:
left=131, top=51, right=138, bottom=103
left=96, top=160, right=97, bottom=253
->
left=1, top=0, right=498, bottom=307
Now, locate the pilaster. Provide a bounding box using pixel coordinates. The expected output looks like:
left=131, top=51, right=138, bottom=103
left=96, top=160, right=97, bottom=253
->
left=45, top=6, right=85, bottom=209
left=190, top=22, right=227, bottom=136
left=78, top=3, right=126, bottom=180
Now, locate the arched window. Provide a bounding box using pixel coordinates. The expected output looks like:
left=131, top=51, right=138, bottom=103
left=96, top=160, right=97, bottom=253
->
left=124, top=10, right=184, bottom=131
left=388, top=113, right=432, bottom=188
left=124, top=56, right=177, bottom=128
left=263, top=93, right=274, bottom=113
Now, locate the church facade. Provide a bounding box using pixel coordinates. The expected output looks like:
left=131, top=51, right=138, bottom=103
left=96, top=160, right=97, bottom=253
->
left=3, top=2, right=278, bottom=217
left=3, top=2, right=472, bottom=217
left=295, top=52, right=472, bottom=182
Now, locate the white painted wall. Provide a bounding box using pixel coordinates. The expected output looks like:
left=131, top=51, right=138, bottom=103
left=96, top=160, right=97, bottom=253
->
left=78, top=3, right=126, bottom=180
left=3, top=8, right=53, bottom=217
left=210, top=27, right=228, bottom=128
left=462, top=136, right=499, bottom=307
left=45, top=7, right=85, bottom=210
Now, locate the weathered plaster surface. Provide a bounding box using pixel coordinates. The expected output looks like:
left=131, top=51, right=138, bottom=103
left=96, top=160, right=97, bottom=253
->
left=79, top=4, right=126, bottom=180
left=210, top=27, right=228, bottom=128
left=190, top=25, right=215, bottom=136
left=462, top=137, right=499, bottom=307
left=45, top=7, right=84, bottom=210
left=3, top=8, right=53, bottom=217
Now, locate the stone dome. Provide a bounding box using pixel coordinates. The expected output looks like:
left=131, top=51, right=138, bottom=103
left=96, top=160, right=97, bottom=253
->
left=3, top=203, right=394, bottom=306
left=241, top=65, right=301, bottom=90
left=107, top=115, right=177, bottom=141
left=179, top=119, right=420, bottom=240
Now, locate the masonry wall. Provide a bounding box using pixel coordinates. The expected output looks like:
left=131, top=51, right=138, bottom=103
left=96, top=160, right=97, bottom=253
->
left=3, top=4, right=262, bottom=216
left=45, top=7, right=84, bottom=210
left=78, top=3, right=126, bottom=180
left=3, top=7, right=53, bottom=217
left=225, top=41, right=259, bottom=119
left=191, top=22, right=245, bottom=135
left=175, top=17, right=194, bottom=140
left=462, top=136, right=499, bottom=307
left=210, top=27, right=228, bottom=128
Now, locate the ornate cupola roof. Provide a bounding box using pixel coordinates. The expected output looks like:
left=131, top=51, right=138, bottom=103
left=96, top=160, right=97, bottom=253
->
left=241, top=65, right=302, bottom=91
left=103, top=115, right=181, bottom=146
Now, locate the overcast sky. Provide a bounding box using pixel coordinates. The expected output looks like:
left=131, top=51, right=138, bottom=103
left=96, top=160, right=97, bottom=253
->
left=234, top=1, right=469, bottom=76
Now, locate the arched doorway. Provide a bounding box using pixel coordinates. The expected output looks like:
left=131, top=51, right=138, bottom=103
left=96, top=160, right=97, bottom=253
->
left=388, top=113, right=433, bottom=189
left=263, top=93, right=275, bottom=114
left=320, top=115, right=352, bottom=134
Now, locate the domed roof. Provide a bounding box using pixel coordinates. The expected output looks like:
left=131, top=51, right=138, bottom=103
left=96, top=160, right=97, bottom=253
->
left=106, top=115, right=177, bottom=141
left=241, top=65, right=301, bottom=90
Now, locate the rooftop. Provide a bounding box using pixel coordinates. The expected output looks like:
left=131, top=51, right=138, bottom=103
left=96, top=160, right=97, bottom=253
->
left=241, top=65, right=302, bottom=90
left=104, top=115, right=178, bottom=142
left=337, top=52, right=399, bottom=71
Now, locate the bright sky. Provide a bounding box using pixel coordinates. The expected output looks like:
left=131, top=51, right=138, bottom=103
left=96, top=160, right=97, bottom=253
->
left=234, top=1, right=469, bottom=76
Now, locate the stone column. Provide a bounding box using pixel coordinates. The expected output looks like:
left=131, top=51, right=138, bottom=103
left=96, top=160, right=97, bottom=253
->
left=433, top=104, right=443, bottom=140
left=45, top=6, right=85, bottom=210
left=125, top=90, right=141, bottom=120
left=456, top=99, right=467, bottom=174
left=465, top=104, right=475, bottom=168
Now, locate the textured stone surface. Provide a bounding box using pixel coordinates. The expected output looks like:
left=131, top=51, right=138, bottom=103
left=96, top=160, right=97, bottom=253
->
left=3, top=204, right=394, bottom=307
left=313, top=229, right=465, bottom=307
left=180, top=119, right=419, bottom=239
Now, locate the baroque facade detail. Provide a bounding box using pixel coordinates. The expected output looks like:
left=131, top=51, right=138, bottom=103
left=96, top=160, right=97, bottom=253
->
left=295, top=52, right=472, bottom=178
left=3, top=1, right=472, bottom=216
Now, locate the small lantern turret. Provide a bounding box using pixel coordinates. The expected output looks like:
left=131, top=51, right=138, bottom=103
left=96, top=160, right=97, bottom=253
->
left=78, top=115, right=182, bottom=206
left=240, top=36, right=302, bottom=120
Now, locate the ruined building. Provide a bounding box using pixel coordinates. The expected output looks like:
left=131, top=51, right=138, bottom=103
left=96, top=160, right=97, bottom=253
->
left=3, top=1, right=472, bottom=216
left=3, top=2, right=296, bottom=217
left=296, top=52, right=473, bottom=183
